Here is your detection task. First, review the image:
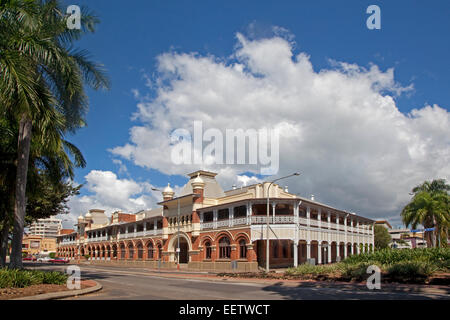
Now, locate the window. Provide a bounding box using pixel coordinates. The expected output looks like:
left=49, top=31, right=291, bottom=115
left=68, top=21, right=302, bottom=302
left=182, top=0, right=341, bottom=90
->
left=203, top=211, right=213, bottom=222
left=137, top=243, right=143, bottom=259
left=273, top=241, right=279, bottom=258
left=282, top=241, right=288, bottom=258
left=239, top=240, right=247, bottom=259
left=218, top=209, right=229, bottom=220
left=204, top=241, right=212, bottom=259
left=234, top=206, right=247, bottom=218
left=128, top=244, right=134, bottom=259
left=147, top=243, right=154, bottom=259
left=219, top=237, right=231, bottom=259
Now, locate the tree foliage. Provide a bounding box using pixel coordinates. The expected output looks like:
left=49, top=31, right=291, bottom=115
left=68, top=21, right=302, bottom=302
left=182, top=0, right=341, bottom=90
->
left=401, top=179, right=450, bottom=248
left=0, top=0, right=109, bottom=268
left=374, top=224, right=392, bottom=250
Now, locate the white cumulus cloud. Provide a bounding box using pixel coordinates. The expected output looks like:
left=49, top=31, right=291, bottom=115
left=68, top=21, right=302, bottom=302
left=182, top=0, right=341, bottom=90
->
left=61, top=171, right=162, bottom=228
left=108, top=31, right=449, bottom=225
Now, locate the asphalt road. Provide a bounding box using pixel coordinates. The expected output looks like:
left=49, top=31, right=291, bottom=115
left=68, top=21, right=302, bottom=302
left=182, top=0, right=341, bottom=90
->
left=25, top=263, right=449, bottom=300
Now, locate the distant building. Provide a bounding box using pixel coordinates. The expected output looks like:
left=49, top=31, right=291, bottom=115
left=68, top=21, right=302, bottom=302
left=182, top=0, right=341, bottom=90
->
left=375, top=220, right=426, bottom=249
left=28, top=218, right=62, bottom=238
left=375, top=220, right=392, bottom=230
left=22, top=234, right=57, bottom=255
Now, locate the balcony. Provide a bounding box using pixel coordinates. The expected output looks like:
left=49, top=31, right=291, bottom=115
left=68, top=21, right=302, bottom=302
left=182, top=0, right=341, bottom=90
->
left=251, top=215, right=295, bottom=224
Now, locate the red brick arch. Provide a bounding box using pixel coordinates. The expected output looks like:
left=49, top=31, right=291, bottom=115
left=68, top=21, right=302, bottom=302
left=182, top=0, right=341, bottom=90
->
left=234, top=232, right=251, bottom=244
left=214, top=230, right=234, bottom=243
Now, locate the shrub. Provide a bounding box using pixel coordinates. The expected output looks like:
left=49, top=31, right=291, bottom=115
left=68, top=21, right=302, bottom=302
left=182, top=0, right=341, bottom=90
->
left=0, top=268, right=68, bottom=288
left=386, top=261, right=437, bottom=282
left=285, top=263, right=341, bottom=277
left=340, top=262, right=379, bottom=281
left=42, top=271, right=68, bottom=285
left=342, top=248, right=450, bottom=267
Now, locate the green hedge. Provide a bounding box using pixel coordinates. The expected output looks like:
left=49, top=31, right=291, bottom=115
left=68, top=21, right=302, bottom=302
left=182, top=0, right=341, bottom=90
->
left=285, top=248, right=450, bottom=283
left=342, top=248, right=450, bottom=269
left=0, top=268, right=68, bottom=288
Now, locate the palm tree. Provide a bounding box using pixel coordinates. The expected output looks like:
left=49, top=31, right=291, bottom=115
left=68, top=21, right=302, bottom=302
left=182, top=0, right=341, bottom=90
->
left=0, top=111, right=84, bottom=267
left=0, top=0, right=109, bottom=268
left=402, top=179, right=450, bottom=248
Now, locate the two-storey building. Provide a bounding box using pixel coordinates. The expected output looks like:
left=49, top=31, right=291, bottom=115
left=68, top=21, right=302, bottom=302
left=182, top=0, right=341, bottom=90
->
left=57, top=170, right=375, bottom=272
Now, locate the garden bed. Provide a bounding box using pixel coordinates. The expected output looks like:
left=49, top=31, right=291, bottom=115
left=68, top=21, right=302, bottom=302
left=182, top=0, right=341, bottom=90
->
left=218, top=248, right=450, bottom=285
left=0, top=281, right=94, bottom=300
left=0, top=267, right=90, bottom=299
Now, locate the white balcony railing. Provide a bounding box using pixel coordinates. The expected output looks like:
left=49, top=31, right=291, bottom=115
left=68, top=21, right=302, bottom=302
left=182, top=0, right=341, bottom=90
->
left=251, top=215, right=295, bottom=224
left=233, top=217, right=247, bottom=226
left=217, top=220, right=229, bottom=228
left=201, top=222, right=214, bottom=230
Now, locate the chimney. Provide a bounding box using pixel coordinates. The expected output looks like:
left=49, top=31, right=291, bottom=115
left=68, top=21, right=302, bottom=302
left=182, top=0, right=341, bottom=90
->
left=232, top=184, right=237, bottom=190
left=311, top=194, right=315, bottom=201
left=284, top=186, right=289, bottom=192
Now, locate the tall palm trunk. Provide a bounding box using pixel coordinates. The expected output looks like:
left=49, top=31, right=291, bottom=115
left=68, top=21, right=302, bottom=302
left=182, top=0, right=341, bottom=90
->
left=9, top=115, right=32, bottom=269
left=0, top=218, right=10, bottom=268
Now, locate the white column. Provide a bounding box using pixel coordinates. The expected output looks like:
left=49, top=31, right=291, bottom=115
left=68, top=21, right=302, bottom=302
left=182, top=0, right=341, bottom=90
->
left=134, top=224, right=137, bottom=238
left=306, top=240, right=311, bottom=260
left=335, top=213, right=340, bottom=261
left=246, top=201, right=252, bottom=225
left=272, top=202, right=276, bottom=223
left=153, top=222, right=157, bottom=235
left=355, top=219, right=359, bottom=254
left=318, top=243, right=322, bottom=264
left=371, top=223, right=375, bottom=252
left=327, top=211, right=331, bottom=263
left=343, top=215, right=347, bottom=259
left=229, top=207, right=234, bottom=227
left=317, top=209, right=322, bottom=264
left=293, top=201, right=299, bottom=267
left=306, top=206, right=311, bottom=243
left=213, top=209, right=218, bottom=229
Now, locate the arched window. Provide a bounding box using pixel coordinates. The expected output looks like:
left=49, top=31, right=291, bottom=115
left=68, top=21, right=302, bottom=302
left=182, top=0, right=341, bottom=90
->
left=219, top=237, right=231, bottom=259
left=120, top=244, right=126, bottom=259
left=204, top=241, right=212, bottom=259
left=128, top=244, right=134, bottom=260
left=239, top=240, right=247, bottom=259
left=157, top=244, right=162, bottom=259
left=137, top=243, right=143, bottom=259
left=147, top=242, right=154, bottom=259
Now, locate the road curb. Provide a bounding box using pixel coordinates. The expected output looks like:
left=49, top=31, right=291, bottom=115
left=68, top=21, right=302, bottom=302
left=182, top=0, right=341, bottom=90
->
left=11, top=281, right=102, bottom=300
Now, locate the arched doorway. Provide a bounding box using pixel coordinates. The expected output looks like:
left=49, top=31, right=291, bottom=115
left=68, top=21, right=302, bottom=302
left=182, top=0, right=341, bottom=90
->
left=169, top=233, right=191, bottom=263
left=178, top=237, right=189, bottom=263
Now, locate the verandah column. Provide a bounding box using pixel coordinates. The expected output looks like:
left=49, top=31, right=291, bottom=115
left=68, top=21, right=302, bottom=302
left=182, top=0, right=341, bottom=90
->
left=293, top=201, right=299, bottom=267
left=317, top=209, right=322, bottom=264
left=246, top=201, right=252, bottom=225
left=306, top=206, right=311, bottom=263
left=343, top=215, right=347, bottom=259
left=306, top=240, right=311, bottom=262
left=327, top=211, right=332, bottom=263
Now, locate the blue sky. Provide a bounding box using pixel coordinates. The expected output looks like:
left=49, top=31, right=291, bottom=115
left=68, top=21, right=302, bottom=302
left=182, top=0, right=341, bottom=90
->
left=60, top=0, right=450, bottom=228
